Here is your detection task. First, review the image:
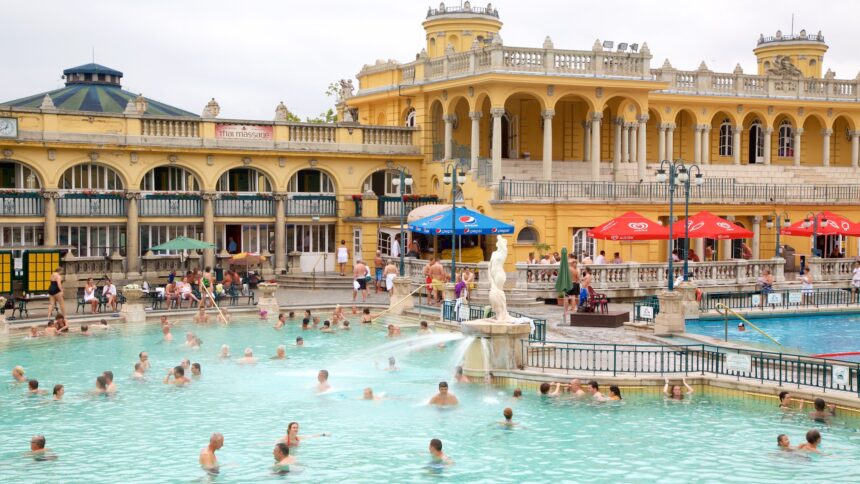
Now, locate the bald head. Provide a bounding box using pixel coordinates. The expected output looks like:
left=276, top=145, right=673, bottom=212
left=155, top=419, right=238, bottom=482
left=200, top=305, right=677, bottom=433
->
left=210, top=433, right=224, bottom=449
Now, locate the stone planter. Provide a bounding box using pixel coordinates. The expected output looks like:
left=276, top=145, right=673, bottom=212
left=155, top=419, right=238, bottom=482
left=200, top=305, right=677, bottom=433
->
left=257, top=282, right=279, bottom=297
left=123, top=287, right=144, bottom=302
left=257, top=282, right=280, bottom=316
left=121, top=285, right=146, bottom=324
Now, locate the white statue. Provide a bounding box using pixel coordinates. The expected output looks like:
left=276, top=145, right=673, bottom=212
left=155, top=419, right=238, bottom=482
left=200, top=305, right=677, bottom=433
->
left=488, top=235, right=510, bottom=322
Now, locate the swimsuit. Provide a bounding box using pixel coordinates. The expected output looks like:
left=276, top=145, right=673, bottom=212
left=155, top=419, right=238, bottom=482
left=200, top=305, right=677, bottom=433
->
left=48, top=280, right=61, bottom=296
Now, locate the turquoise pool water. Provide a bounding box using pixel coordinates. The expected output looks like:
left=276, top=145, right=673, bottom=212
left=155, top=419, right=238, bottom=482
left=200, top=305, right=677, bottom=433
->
left=688, top=314, right=860, bottom=362
left=2, top=317, right=859, bottom=483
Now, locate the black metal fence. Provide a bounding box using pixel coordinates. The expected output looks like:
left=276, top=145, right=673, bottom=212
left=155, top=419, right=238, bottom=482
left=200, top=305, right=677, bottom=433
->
left=441, top=300, right=546, bottom=342
left=700, top=288, right=860, bottom=311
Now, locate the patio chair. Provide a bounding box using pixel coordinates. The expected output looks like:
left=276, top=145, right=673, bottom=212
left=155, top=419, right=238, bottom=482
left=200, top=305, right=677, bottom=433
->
left=587, top=286, right=609, bottom=313
left=11, top=297, right=29, bottom=319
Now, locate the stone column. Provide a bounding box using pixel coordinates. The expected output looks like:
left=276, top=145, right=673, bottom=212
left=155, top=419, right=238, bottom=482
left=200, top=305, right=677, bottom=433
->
left=732, top=125, right=742, bottom=165
left=469, top=111, right=482, bottom=172
left=721, top=215, right=735, bottom=260
left=693, top=125, right=702, bottom=163
left=763, top=127, right=773, bottom=165
left=590, top=112, right=602, bottom=181
left=666, top=124, right=675, bottom=160
left=637, top=114, right=648, bottom=178
left=695, top=238, right=705, bottom=260
left=822, top=128, right=832, bottom=167
left=751, top=216, right=761, bottom=260
left=42, top=190, right=59, bottom=246
left=629, top=123, right=637, bottom=163
left=203, top=192, right=217, bottom=268
left=541, top=109, right=554, bottom=180
left=125, top=191, right=141, bottom=275
left=491, top=108, right=504, bottom=182
left=658, top=124, right=667, bottom=161
left=613, top=118, right=623, bottom=174
left=274, top=193, right=286, bottom=273
left=443, top=114, right=455, bottom=160
left=701, top=126, right=711, bottom=164
left=583, top=121, right=592, bottom=161
left=620, top=124, right=630, bottom=163
left=851, top=131, right=860, bottom=168
left=793, top=128, right=803, bottom=166
left=653, top=290, right=684, bottom=336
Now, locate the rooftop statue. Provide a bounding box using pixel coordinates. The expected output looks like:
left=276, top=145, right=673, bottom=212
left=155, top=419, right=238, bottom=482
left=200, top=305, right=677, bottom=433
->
left=767, top=55, right=803, bottom=77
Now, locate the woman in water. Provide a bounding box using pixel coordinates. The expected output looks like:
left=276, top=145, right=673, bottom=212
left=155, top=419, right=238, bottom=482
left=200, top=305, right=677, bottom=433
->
left=83, top=277, right=99, bottom=313
left=47, top=267, right=66, bottom=317
left=608, top=385, right=623, bottom=401
left=281, top=422, right=328, bottom=448
left=52, top=384, right=64, bottom=401
left=663, top=377, right=694, bottom=400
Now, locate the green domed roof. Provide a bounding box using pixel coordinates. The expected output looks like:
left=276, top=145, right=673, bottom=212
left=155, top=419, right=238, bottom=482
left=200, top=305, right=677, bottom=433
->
left=1, top=63, right=198, bottom=117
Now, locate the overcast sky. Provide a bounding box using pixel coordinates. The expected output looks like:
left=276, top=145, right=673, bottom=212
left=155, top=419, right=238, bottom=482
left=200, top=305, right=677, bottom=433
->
left=3, top=0, right=858, bottom=120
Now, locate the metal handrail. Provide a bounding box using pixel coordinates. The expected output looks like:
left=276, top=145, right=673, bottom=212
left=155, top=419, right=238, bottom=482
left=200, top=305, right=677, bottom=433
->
left=715, top=303, right=782, bottom=346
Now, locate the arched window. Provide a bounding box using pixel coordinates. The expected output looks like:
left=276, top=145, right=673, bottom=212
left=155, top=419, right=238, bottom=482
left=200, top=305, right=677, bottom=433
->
left=517, top=227, right=539, bottom=244
left=288, top=169, right=334, bottom=194
left=141, top=166, right=200, bottom=191
left=718, top=119, right=733, bottom=157
left=809, top=59, right=817, bottom=68
left=778, top=120, right=794, bottom=157
left=362, top=170, right=413, bottom=196
left=216, top=168, right=272, bottom=192
left=405, top=108, right=416, bottom=127
left=572, top=228, right=595, bottom=260
left=750, top=119, right=764, bottom=161
left=60, top=163, right=123, bottom=190
left=0, top=162, right=41, bottom=189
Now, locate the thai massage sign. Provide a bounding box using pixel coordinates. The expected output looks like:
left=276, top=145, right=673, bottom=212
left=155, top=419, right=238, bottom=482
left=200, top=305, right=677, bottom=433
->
left=215, top=124, right=273, bottom=140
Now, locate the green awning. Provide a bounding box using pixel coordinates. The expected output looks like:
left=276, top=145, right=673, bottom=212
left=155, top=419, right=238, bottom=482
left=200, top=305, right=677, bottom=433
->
left=149, top=236, right=214, bottom=251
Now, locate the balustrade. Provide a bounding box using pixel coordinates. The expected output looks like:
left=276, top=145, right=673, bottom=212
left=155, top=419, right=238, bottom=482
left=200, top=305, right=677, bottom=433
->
left=57, top=192, right=126, bottom=217
left=286, top=195, right=337, bottom=217
left=215, top=194, right=274, bottom=217
left=0, top=191, right=43, bottom=216
left=361, top=127, right=414, bottom=145
left=287, top=124, right=336, bottom=143
left=141, top=118, right=200, bottom=137
left=139, top=193, right=203, bottom=217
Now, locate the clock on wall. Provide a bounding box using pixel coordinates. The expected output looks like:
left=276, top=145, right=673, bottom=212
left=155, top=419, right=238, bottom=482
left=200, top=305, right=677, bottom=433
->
left=0, top=117, right=18, bottom=138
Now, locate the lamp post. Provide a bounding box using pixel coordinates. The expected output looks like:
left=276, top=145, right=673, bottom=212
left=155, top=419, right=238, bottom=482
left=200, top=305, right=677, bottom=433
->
left=765, top=211, right=790, bottom=258
left=391, top=168, right=413, bottom=276
left=443, top=160, right=469, bottom=279
left=801, top=211, right=827, bottom=258
left=656, top=159, right=704, bottom=291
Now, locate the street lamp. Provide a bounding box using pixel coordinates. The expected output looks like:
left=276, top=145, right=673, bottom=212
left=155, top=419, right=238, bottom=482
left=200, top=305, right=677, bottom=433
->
left=443, top=160, right=469, bottom=279
left=801, top=211, right=827, bottom=257
left=765, top=211, right=790, bottom=258
left=655, top=159, right=704, bottom=291
left=391, top=169, right=413, bottom=276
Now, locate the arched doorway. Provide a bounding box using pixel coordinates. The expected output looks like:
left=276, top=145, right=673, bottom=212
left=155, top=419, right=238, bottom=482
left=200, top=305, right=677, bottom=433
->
left=572, top=228, right=595, bottom=260
left=748, top=119, right=764, bottom=164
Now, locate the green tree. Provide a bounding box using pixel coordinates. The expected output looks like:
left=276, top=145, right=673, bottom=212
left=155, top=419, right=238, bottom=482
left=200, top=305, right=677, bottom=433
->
left=306, top=108, right=337, bottom=124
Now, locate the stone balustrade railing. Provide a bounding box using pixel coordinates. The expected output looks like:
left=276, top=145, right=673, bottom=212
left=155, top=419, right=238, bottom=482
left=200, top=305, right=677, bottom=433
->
left=805, top=257, right=857, bottom=281
left=362, top=127, right=414, bottom=146
left=287, top=123, right=336, bottom=143
left=142, top=119, right=200, bottom=137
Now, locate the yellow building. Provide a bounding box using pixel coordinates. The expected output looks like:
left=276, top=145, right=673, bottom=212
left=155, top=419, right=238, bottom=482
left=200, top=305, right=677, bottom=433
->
left=1, top=4, right=860, bottom=291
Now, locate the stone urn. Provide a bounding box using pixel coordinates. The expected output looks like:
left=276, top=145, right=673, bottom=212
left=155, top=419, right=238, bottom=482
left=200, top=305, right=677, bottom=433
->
left=257, top=282, right=279, bottom=297
left=123, top=284, right=144, bottom=302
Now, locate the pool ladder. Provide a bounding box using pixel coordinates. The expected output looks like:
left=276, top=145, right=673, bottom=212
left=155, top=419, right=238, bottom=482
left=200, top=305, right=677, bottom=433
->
left=715, top=303, right=782, bottom=346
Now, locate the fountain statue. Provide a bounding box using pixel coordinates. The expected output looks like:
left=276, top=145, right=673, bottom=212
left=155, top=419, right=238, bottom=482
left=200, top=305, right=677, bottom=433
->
left=487, top=235, right=510, bottom=322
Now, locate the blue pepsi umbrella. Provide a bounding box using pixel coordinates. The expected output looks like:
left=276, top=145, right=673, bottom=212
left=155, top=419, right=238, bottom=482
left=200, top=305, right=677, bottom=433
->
left=408, top=207, right=514, bottom=235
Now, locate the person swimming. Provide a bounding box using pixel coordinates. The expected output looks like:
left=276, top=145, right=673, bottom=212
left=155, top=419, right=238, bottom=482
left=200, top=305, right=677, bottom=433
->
left=132, top=363, right=145, bottom=380
left=429, top=381, right=459, bottom=406
left=52, top=384, right=64, bottom=401
left=362, top=387, right=386, bottom=401
left=385, top=357, right=398, bottom=371
left=428, top=438, right=452, bottom=465
left=274, top=313, right=287, bottom=329
left=28, top=435, right=56, bottom=461
left=139, top=351, right=151, bottom=371
left=11, top=366, right=26, bottom=383
left=191, top=363, right=202, bottom=378
left=199, top=433, right=223, bottom=474
left=103, top=371, right=117, bottom=393
left=454, top=366, right=470, bottom=383
left=664, top=377, right=694, bottom=400
left=320, top=321, right=334, bottom=333
left=738, top=322, right=746, bottom=332
left=219, top=345, right=231, bottom=359
left=296, top=337, right=304, bottom=347
left=587, top=381, right=607, bottom=401
left=778, top=391, right=799, bottom=411
left=162, top=325, right=173, bottom=342
left=280, top=422, right=328, bottom=448
left=316, top=370, right=331, bottom=392
left=272, top=442, right=295, bottom=473
left=499, top=407, right=517, bottom=428
left=238, top=348, right=257, bottom=364
left=797, top=429, right=822, bottom=453
left=28, top=379, right=47, bottom=396
left=92, top=375, right=108, bottom=395
left=418, top=320, right=432, bottom=334
left=512, top=388, right=523, bottom=399
left=609, top=385, right=623, bottom=401
left=301, top=318, right=310, bottom=330
left=163, top=366, right=190, bottom=386
left=271, top=345, right=287, bottom=360
left=807, top=397, right=836, bottom=423
left=777, top=434, right=792, bottom=450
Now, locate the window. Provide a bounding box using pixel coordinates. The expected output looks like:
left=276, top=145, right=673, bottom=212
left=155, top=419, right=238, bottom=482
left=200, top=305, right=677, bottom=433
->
left=750, top=119, right=764, bottom=160
left=141, top=166, right=200, bottom=191
left=286, top=224, right=336, bottom=254
left=0, top=225, right=43, bottom=246
left=572, top=228, right=595, bottom=260
left=58, top=225, right=126, bottom=257
left=778, top=120, right=794, bottom=157
left=217, top=168, right=272, bottom=192
left=140, top=224, right=202, bottom=256
left=60, top=164, right=123, bottom=190
left=0, top=162, right=41, bottom=189
left=516, top=227, right=539, bottom=244
left=287, top=169, right=334, bottom=194
left=352, top=227, right=362, bottom=264
left=405, top=108, right=416, bottom=127
left=718, top=119, right=733, bottom=157
left=809, top=59, right=817, bottom=68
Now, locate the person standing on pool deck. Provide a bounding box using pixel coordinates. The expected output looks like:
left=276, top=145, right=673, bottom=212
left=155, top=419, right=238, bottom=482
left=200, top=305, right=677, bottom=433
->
left=353, top=260, right=369, bottom=303
left=663, top=377, right=694, bottom=400
left=199, top=433, right=223, bottom=473
left=429, top=439, right=452, bottom=465
left=316, top=370, right=331, bottom=392
left=373, top=251, right=384, bottom=293
left=429, top=381, right=459, bottom=406
left=47, top=267, right=66, bottom=317
left=797, top=430, right=823, bottom=453
left=337, top=240, right=349, bottom=276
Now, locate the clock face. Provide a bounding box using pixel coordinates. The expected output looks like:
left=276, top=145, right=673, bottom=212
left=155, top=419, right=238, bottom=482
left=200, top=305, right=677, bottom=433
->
left=0, top=118, right=18, bottom=138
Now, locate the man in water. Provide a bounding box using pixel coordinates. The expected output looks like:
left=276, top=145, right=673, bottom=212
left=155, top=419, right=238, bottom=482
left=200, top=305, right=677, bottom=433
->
left=274, top=313, right=287, bottom=330
left=418, top=320, right=432, bottom=334
left=301, top=318, right=310, bottom=330
left=28, top=379, right=47, bottom=396
left=103, top=371, right=117, bottom=393
left=362, top=387, right=384, bottom=401
left=454, top=366, right=470, bottom=383
left=778, top=391, right=799, bottom=411
left=138, top=351, right=151, bottom=371
left=238, top=348, right=257, bottom=364
left=296, top=337, right=304, bottom=347
left=499, top=407, right=517, bottom=428
left=568, top=379, right=586, bottom=397
left=28, top=435, right=55, bottom=460
left=271, top=345, right=287, bottom=360
left=163, top=366, right=190, bottom=386
left=132, top=363, right=146, bottom=380
left=316, top=370, right=331, bottom=393
left=808, top=397, right=836, bottom=423
left=199, top=433, right=223, bottom=473
left=12, top=366, right=27, bottom=383
left=385, top=357, right=398, bottom=371
left=272, top=442, right=295, bottom=473
left=429, top=381, right=459, bottom=406
left=181, top=358, right=191, bottom=372
left=428, top=438, right=452, bottom=465
left=797, top=429, right=822, bottom=453
left=162, top=325, right=173, bottom=342
left=191, top=363, right=202, bottom=378
left=777, top=434, right=792, bottom=450
left=587, top=381, right=607, bottom=401
left=320, top=321, right=334, bottom=333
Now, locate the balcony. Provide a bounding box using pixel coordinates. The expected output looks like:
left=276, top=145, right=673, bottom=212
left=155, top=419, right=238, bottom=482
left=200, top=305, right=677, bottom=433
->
left=378, top=196, right=440, bottom=217
left=139, top=193, right=203, bottom=217
left=215, top=194, right=274, bottom=217
left=0, top=191, right=43, bottom=217
left=57, top=191, right=125, bottom=217
left=286, top=195, right=337, bottom=217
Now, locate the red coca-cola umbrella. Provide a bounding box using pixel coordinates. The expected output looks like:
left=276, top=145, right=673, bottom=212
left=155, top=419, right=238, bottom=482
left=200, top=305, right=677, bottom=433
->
left=669, top=211, right=753, bottom=240
left=780, top=211, right=860, bottom=237
left=588, top=212, right=670, bottom=241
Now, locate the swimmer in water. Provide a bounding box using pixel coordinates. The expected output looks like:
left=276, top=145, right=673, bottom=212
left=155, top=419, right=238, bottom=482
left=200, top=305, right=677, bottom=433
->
left=163, top=366, right=190, bottom=386
left=454, top=366, right=470, bottom=383
left=280, top=422, right=329, bottom=447
left=797, top=429, right=822, bottom=453
left=162, top=325, right=173, bottom=342
left=316, top=370, right=331, bottom=393
left=499, top=407, right=517, bottom=428
left=360, top=308, right=378, bottom=324
left=331, top=305, right=345, bottom=324
left=777, top=434, right=792, bottom=450
left=199, top=433, right=223, bottom=473
left=428, top=438, right=452, bottom=465
left=568, top=378, right=586, bottom=397
left=185, top=332, right=197, bottom=347
left=664, top=377, right=694, bottom=400
left=103, top=371, right=117, bottom=393
left=320, top=320, right=334, bottom=333
left=288, top=311, right=295, bottom=320
left=160, top=315, right=176, bottom=327
left=384, top=357, right=398, bottom=371
left=539, top=382, right=552, bottom=396
left=92, top=375, right=108, bottom=395
left=312, top=316, right=320, bottom=326
left=52, top=384, right=64, bottom=401
left=219, top=345, right=231, bottom=359
left=512, top=388, right=523, bottom=399
left=272, top=442, right=295, bottom=473
left=191, top=363, right=202, bottom=378
left=608, top=385, right=622, bottom=401
left=778, top=391, right=800, bottom=411
left=259, top=309, right=269, bottom=320
left=296, top=337, right=304, bottom=347
left=28, top=435, right=55, bottom=460
left=28, top=379, right=47, bottom=396
left=193, top=308, right=209, bottom=324
left=274, top=313, right=287, bottom=330
left=362, top=387, right=384, bottom=401
left=806, top=397, right=836, bottom=423
left=301, top=318, right=310, bottom=330
left=29, top=326, right=41, bottom=338
left=132, top=363, right=145, bottom=380
left=271, top=345, right=287, bottom=360
left=342, top=320, right=351, bottom=330
left=79, top=325, right=91, bottom=336
left=738, top=322, right=746, bottom=332
left=238, top=348, right=258, bottom=364
left=181, top=358, right=191, bottom=372
left=418, top=320, right=432, bottom=334
left=12, top=366, right=26, bottom=383
left=139, top=351, right=151, bottom=371
left=429, top=381, right=459, bottom=406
